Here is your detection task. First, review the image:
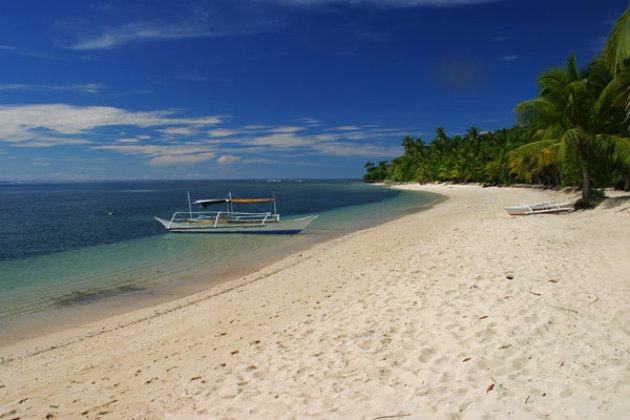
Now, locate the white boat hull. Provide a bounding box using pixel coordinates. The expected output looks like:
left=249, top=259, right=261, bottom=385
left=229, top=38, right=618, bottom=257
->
left=155, top=215, right=318, bottom=234
left=504, top=202, right=573, bottom=216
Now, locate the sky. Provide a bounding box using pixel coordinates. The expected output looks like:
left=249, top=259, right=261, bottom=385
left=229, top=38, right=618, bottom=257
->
left=0, top=0, right=627, bottom=181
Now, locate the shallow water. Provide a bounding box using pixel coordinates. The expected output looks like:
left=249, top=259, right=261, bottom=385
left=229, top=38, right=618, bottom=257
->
left=0, top=180, right=439, bottom=343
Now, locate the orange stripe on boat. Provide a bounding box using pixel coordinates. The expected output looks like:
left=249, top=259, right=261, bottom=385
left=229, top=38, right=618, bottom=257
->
left=230, top=198, right=274, bottom=203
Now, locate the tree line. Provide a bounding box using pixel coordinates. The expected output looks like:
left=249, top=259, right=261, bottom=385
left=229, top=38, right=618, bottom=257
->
left=365, top=5, right=630, bottom=202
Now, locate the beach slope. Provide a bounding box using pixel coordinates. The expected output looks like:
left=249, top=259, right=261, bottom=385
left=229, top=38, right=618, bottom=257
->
left=1, top=184, right=630, bottom=419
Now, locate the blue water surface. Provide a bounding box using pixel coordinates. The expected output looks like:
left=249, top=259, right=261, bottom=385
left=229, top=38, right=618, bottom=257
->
left=0, top=180, right=439, bottom=343
left=0, top=180, right=400, bottom=260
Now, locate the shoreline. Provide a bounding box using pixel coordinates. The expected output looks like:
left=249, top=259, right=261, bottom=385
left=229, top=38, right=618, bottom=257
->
left=0, top=187, right=442, bottom=356
left=2, top=184, right=630, bottom=419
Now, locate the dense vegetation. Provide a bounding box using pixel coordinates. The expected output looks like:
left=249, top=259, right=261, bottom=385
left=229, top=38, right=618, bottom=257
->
left=365, top=5, right=630, bottom=201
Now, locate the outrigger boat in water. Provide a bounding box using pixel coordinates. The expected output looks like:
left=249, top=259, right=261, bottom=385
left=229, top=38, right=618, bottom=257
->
left=154, top=192, right=317, bottom=234
left=504, top=201, right=573, bottom=216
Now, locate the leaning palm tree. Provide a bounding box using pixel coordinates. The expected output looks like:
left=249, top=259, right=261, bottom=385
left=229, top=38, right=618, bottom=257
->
left=514, top=53, right=628, bottom=200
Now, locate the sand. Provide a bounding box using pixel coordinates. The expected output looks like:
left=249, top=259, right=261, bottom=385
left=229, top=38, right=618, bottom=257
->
left=1, top=184, right=630, bottom=419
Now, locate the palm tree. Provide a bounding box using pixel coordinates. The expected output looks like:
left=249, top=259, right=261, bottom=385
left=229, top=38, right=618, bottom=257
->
left=601, top=4, right=630, bottom=188
left=514, top=53, right=627, bottom=200
left=602, top=3, right=630, bottom=77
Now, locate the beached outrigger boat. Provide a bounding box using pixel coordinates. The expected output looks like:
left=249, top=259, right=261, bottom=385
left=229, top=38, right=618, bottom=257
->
left=154, top=192, right=317, bottom=234
left=504, top=201, right=573, bottom=216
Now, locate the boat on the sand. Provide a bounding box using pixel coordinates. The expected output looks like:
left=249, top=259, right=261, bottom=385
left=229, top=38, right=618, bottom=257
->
left=504, top=201, right=573, bottom=216
left=155, top=192, right=317, bottom=234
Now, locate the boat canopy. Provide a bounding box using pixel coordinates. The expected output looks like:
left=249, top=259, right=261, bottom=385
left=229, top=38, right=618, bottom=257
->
left=193, top=197, right=274, bottom=208
left=193, top=198, right=229, bottom=208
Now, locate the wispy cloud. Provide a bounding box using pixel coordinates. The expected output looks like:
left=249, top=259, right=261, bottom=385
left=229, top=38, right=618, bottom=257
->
left=0, top=103, right=404, bottom=166
left=499, top=55, right=519, bottom=61
left=157, top=127, right=196, bottom=136
left=217, top=155, right=241, bottom=165
left=208, top=128, right=243, bottom=138
left=0, top=83, right=104, bottom=94
left=271, top=126, right=305, bottom=133
left=0, top=104, right=221, bottom=145
left=293, top=117, right=323, bottom=126
left=63, top=6, right=282, bottom=51
left=68, top=21, right=215, bottom=50
left=0, top=45, right=14, bottom=50
left=492, top=35, right=509, bottom=42
left=92, top=144, right=217, bottom=166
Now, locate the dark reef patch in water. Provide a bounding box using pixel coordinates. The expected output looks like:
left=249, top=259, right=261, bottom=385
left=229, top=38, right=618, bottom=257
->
left=55, top=285, right=148, bottom=306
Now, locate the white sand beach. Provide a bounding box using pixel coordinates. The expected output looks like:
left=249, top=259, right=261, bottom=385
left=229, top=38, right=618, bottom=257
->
left=1, top=184, right=630, bottom=419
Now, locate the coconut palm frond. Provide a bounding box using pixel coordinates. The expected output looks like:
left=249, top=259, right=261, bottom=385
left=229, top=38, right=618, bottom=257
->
left=603, top=4, right=630, bottom=75
left=562, top=127, right=590, bottom=148
left=565, top=52, right=580, bottom=81
left=594, top=78, right=619, bottom=115
left=512, top=138, right=562, bottom=166
left=596, top=133, right=630, bottom=164
left=514, top=98, right=553, bottom=127
left=542, top=125, right=565, bottom=141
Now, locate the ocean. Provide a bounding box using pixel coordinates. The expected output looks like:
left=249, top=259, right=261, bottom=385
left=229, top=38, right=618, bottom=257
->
left=0, top=180, right=439, bottom=344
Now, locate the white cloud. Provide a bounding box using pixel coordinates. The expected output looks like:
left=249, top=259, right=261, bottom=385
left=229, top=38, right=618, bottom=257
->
left=0, top=104, right=222, bottom=145
left=243, top=125, right=270, bottom=130
left=0, top=103, right=406, bottom=167
left=157, top=127, right=195, bottom=136
left=217, top=155, right=241, bottom=165
left=332, top=125, right=360, bottom=131
left=293, top=117, right=322, bottom=126
left=208, top=128, right=242, bottom=137
left=0, top=45, right=14, bottom=50
left=271, top=126, right=305, bottom=133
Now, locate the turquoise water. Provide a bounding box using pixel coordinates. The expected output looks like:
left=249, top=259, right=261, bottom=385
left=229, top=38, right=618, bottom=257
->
left=0, top=181, right=439, bottom=343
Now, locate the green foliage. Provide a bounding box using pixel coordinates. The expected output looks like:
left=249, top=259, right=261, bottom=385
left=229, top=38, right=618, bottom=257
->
left=362, top=126, right=533, bottom=185
left=513, top=54, right=629, bottom=198
left=362, top=160, right=390, bottom=182
left=364, top=8, right=630, bottom=192
left=602, top=3, right=630, bottom=76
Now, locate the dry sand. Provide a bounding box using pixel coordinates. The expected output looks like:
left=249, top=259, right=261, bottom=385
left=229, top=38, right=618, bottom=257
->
left=1, top=184, right=630, bottom=419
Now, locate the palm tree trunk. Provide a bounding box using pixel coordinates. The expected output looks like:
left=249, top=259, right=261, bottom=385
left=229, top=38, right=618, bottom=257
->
left=582, top=165, right=592, bottom=199
left=576, top=144, right=592, bottom=199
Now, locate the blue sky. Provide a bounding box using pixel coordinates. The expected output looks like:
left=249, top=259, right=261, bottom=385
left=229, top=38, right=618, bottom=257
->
left=0, top=0, right=626, bottom=180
